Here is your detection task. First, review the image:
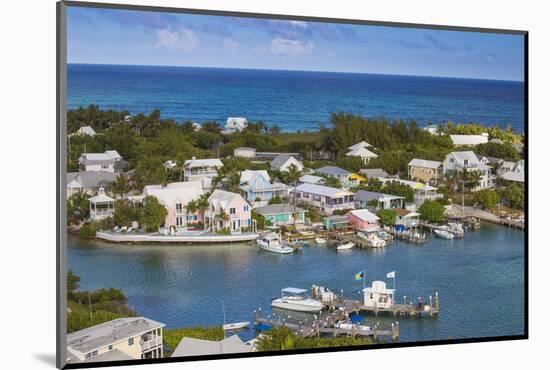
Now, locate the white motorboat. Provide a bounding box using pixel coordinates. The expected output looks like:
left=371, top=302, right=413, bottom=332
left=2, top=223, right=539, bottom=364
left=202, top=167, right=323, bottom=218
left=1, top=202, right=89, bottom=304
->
left=257, top=233, right=294, bottom=254
left=335, top=321, right=372, bottom=331
left=358, top=232, right=386, bottom=248
left=222, top=322, right=250, bottom=331
left=315, top=237, right=327, bottom=244
left=434, top=229, right=454, bottom=240
left=271, top=287, right=324, bottom=313
left=336, top=242, right=355, bottom=251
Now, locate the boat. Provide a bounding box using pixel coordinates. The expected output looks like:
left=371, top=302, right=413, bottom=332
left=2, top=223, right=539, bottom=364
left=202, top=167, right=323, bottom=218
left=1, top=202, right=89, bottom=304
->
left=271, top=287, right=324, bottom=313
left=335, top=321, right=372, bottom=331
left=257, top=233, right=294, bottom=254
left=358, top=232, right=386, bottom=248
left=222, top=322, right=250, bottom=331
left=434, top=229, right=454, bottom=239
left=377, top=230, right=393, bottom=241
left=336, top=242, right=355, bottom=251
left=315, top=237, right=327, bottom=244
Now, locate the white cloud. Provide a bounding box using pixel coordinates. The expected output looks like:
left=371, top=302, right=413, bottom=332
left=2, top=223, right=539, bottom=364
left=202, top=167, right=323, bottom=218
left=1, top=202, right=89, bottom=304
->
left=223, top=38, right=239, bottom=55
left=288, top=20, right=308, bottom=28
left=154, top=27, right=199, bottom=51
left=269, top=37, right=314, bottom=57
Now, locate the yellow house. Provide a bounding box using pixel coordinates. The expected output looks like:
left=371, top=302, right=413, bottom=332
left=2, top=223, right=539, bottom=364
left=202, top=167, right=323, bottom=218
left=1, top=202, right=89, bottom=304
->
left=67, top=317, right=165, bottom=364
left=407, top=159, right=442, bottom=184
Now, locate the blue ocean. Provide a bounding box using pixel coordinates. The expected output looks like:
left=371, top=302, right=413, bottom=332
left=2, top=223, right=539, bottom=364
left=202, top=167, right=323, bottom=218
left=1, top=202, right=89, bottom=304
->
left=68, top=64, right=525, bottom=132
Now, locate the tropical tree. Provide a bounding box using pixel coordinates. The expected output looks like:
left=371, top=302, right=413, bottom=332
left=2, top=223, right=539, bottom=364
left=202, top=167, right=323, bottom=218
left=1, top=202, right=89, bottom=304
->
left=418, top=199, right=445, bottom=223
left=377, top=209, right=397, bottom=226
left=196, top=194, right=210, bottom=229
left=473, top=189, right=499, bottom=209
left=502, top=183, right=524, bottom=209
left=110, top=174, right=129, bottom=199
left=67, top=191, right=90, bottom=224
left=140, top=196, right=167, bottom=232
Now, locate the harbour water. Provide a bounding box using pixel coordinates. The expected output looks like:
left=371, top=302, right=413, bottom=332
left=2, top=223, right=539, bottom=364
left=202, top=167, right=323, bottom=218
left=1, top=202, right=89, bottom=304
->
left=68, top=64, right=525, bottom=132
left=68, top=223, right=525, bottom=343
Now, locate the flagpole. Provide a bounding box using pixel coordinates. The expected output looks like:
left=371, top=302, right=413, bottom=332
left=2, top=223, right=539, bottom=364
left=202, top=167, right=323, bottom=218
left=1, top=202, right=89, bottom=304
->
left=363, top=269, right=366, bottom=289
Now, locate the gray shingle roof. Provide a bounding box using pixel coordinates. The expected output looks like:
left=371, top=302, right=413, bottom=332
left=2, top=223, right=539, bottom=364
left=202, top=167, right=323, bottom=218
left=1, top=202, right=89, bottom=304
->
left=359, top=168, right=390, bottom=178
left=172, top=335, right=252, bottom=357
left=315, top=166, right=351, bottom=176
left=254, top=204, right=305, bottom=215
left=67, top=171, right=117, bottom=190
left=270, top=154, right=293, bottom=170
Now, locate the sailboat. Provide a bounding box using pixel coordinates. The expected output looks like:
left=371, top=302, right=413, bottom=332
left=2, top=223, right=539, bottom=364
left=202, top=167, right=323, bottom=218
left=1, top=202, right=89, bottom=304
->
left=221, top=302, right=250, bottom=331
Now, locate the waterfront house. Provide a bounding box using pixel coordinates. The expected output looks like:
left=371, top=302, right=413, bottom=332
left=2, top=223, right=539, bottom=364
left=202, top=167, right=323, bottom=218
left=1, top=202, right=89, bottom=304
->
left=239, top=169, right=289, bottom=204
left=359, top=168, right=390, bottom=180
left=223, top=117, right=248, bottom=134
left=254, top=204, right=306, bottom=226
left=299, top=174, right=325, bottom=185
left=142, top=181, right=204, bottom=231
left=89, top=187, right=115, bottom=221
left=323, top=215, right=350, bottom=230
left=362, top=281, right=395, bottom=309
left=346, top=144, right=378, bottom=165
left=315, top=166, right=353, bottom=188
left=423, top=124, right=440, bottom=135
left=450, top=134, right=489, bottom=146
left=206, top=190, right=253, bottom=232
left=498, top=159, right=524, bottom=183
left=346, top=209, right=380, bottom=232
left=407, top=159, right=443, bottom=184
left=442, top=151, right=492, bottom=190
left=394, top=208, right=420, bottom=227
left=67, top=171, right=117, bottom=197
left=70, top=125, right=96, bottom=137
left=295, top=183, right=355, bottom=214
left=78, top=150, right=123, bottom=173
left=234, top=147, right=257, bottom=158
left=172, top=335, right=253, bottom=357
left=66, top=317, right=165, bottom=364
left=270, top=154, right=304, bottom=173
left=163, top=160, right=178, bottom=170
left=183, top=157, right=224, bottom=190
left=354, top=190, right=404, bottom=210
left=376, top=177, right=440, bottom=202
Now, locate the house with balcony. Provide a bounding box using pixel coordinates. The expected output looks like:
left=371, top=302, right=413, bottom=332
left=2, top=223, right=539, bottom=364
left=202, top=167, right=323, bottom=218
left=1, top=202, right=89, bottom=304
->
left=254, top=204, right=306, bottom=227
left=346, top=209, right=380, bottom=232
left=66, top=317, right=165, bottom=364
left=205, top=190, right=253, bottom=233
left=294, top=183, right=355, bottom=214
left=376, top=177, right=440, bottom=202
left=407, top=159, right=443, bottom=184
left=183, top=157, right=224, bottom=190
left=223, top=117, right=248, bottom=134
left=78, top=150, right=123, bottom=173
left=239, top=170, right=289, bottom=205
left=346, top=141, right=378, bottom=165
left=89, top=187, right=115, bottom=221
left=142, top=181, right=205, bottom=231
left=354, top=190, right=404, bottom=210
left=442, top=151, right=493, bottom=190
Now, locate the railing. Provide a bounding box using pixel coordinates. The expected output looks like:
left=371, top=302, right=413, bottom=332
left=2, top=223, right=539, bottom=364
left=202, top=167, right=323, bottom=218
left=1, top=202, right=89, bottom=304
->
left=91, top=209, right=113, bottom=216
left=141, top=336, right=161, bottom=352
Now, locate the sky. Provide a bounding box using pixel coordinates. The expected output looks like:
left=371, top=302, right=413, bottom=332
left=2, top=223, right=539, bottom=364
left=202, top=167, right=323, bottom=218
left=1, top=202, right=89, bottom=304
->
left=67, top=6, right=525, bottom=81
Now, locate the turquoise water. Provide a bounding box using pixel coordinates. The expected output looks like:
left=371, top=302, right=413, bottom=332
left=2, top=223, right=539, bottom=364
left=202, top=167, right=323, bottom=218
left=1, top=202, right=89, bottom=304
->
left=68, top=223, right=525, bottom=343
left=68, top=64, right=525, bottom=132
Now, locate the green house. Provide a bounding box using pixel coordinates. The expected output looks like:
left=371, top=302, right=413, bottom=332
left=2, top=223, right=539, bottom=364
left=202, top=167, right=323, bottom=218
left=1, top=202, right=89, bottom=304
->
left=254, top=204, right=306, bottom=226
left=323, top=215, right=350, bottom=230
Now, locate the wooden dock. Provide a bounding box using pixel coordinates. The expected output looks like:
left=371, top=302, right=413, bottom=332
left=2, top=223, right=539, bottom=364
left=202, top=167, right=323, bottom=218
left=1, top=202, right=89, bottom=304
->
left=385, top=227, right=426, bottom=244
left=254, top=310, right=399, bottom=341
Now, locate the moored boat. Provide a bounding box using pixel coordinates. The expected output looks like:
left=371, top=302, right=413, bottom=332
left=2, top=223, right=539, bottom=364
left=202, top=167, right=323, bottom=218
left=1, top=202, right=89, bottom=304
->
left=336, top=242, right=355, bottom=251
left=222, top=321, right=250, bottom=331
left=315, top=237, right=327, bottom=244
left=257, top=233, right=294, bottom=254
left=434, top=229, right=454, bottom=240
left=358, top=232, right=386, bottom=248
left=271, top=287, right=324, bottom=313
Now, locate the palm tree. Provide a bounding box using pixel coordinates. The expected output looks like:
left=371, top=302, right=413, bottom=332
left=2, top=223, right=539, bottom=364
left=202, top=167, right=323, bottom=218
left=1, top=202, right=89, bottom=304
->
left=467, top=170, right=483, bottom=191
left=111, top=174, right=129, bottom=199
left=196, top=194, right=210, bottom=229
left=215, top=207, right=231, bottom=231
left=186, top=199, right=198, bottom=224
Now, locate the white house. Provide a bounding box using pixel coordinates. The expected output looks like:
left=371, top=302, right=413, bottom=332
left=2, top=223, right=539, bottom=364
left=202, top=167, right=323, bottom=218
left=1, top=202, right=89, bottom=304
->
left=450, top=134, right=489, bottom=146
left=299, top=174, right=325, bottom=185
left=88, top=187, right=115, bottom=221
left=234, top=147, right=257, bottom=158
left=442, top=151, right=493, bottom=190
left=345, top=146, right=378, bottom=165
left=70, top=126, right=96, bottom=137
left=348, top=141, right=373, bottom=151
left=67, top=171, right=117, bottom=197
left=294, top=183, right=355, bottom=214
left=423, top=124, right=440, bottom=135
left=142, top=181, right=205, bottom=231
left=192, top=122, right=202, bottom=131
left=499, top=159, right=524, bottom=183
left=362, top=281, right=395, bottom=309
left=183, top=157, right=224, bottom=190
left=223, top=117, right=248, bottom=134
left=376, top=177, right=440, bottom=202
left=66, top=317, right=165, bottom=364
left=270, top=155, right=304, bottom=173
left=78, top=150, right=123, bottom=173
left=163, top=160, right=178, bottom=170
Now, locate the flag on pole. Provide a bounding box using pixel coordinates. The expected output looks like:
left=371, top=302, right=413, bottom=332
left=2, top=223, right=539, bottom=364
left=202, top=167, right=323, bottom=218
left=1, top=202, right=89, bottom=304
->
left=386, top=271, right=395, bottom=279
left=355, top=271, right=364, bottom=281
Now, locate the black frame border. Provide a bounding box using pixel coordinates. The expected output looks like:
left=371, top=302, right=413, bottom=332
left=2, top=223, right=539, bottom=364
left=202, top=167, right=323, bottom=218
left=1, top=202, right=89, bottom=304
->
left=56, top=1, right=529, bottom=369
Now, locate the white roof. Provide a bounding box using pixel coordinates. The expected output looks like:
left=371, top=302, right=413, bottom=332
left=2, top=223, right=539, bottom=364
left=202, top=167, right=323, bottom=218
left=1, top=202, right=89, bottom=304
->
left=346, top=146, right=378, bottom=159
left=75, top=126, right=96, bottom=136
left=226, top=117, right=248, bottom=128
left=408, top=159, right=442, bottom=169
left=172, top=335, right=252, bottom=357
left=299, top=174, right=324, bottom=184
left=348, top=141, right=372, bottom=151
left=447, top=151, right=490, bottom=171
left=347, top=209, right=379, bottom=222
left=143, top=181, right=204, bottom=206
left=209, top=189, right=247, bottom=210
left=282, top=287, right=308, bottom=294
left=363, top=280, right=395, bottom=294
left=184, top=158, right=224, bottom=169
left=377, top=177, right=438, bottom=191
left=104, top=150, right=122, bottom=160
left=450, top=134, right=489, bottom=146
left=501, top=171, right=524, bottom=183
left=295, top=183, right=354, bottom=197
left=240, top=169, right=270, bottom=184
left=88, top=188, right=115, bottom=203
left=80, top=153, right=111, bottom=161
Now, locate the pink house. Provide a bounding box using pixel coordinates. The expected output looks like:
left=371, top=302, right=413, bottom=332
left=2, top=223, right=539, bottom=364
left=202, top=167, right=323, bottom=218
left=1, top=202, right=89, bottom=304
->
left=205, top=190, right=253, bottom=233
left=346, top=209, right=380, bottom=232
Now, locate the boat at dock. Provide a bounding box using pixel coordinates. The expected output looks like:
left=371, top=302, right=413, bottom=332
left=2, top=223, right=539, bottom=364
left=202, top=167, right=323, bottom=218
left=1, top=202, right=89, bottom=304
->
left=222, top=322, right=250, bottom=331
left=434, top=229, right=454, bottom=239
left=315, top=237, right=327, bottom=244
left=336, top=242, right=355, bottom=251
left=271, top=287, right=324, bottom=313
left=257, top=233, right=294, bottom=254
left=358, top=232, right=386, bottom=248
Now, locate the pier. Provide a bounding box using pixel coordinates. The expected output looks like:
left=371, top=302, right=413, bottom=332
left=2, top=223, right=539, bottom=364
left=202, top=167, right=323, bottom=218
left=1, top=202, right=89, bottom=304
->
left=385, top=227, right=426, bottom=244
left=254, top=309, right=399, bottom=341
left=331, top=293, right=440, bottom=318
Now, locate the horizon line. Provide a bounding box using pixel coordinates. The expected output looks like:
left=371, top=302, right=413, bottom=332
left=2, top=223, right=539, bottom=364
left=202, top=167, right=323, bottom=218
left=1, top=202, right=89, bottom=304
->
left=67, top=62, right=524, bottom=83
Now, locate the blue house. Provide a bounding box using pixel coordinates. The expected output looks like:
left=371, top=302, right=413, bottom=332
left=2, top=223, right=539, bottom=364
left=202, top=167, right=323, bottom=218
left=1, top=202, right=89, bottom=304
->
left=239, top=170, right=289, bottom=204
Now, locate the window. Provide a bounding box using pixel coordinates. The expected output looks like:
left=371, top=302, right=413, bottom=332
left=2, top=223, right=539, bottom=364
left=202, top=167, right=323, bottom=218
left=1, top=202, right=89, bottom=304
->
left=128, top=338, right=134, bottom=346
left=101, top=163, right=109, bottom=169
left=86, top=350, right=98, bottom=359
left=176, top=217, right=183, bottom=226
left=244, top=205, right=249, bottom=212
left=176, top=203, right=183, bottom=213
left=230, top=207, right=236, bottom=215
left=108, top=345, right=113, bottom=351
